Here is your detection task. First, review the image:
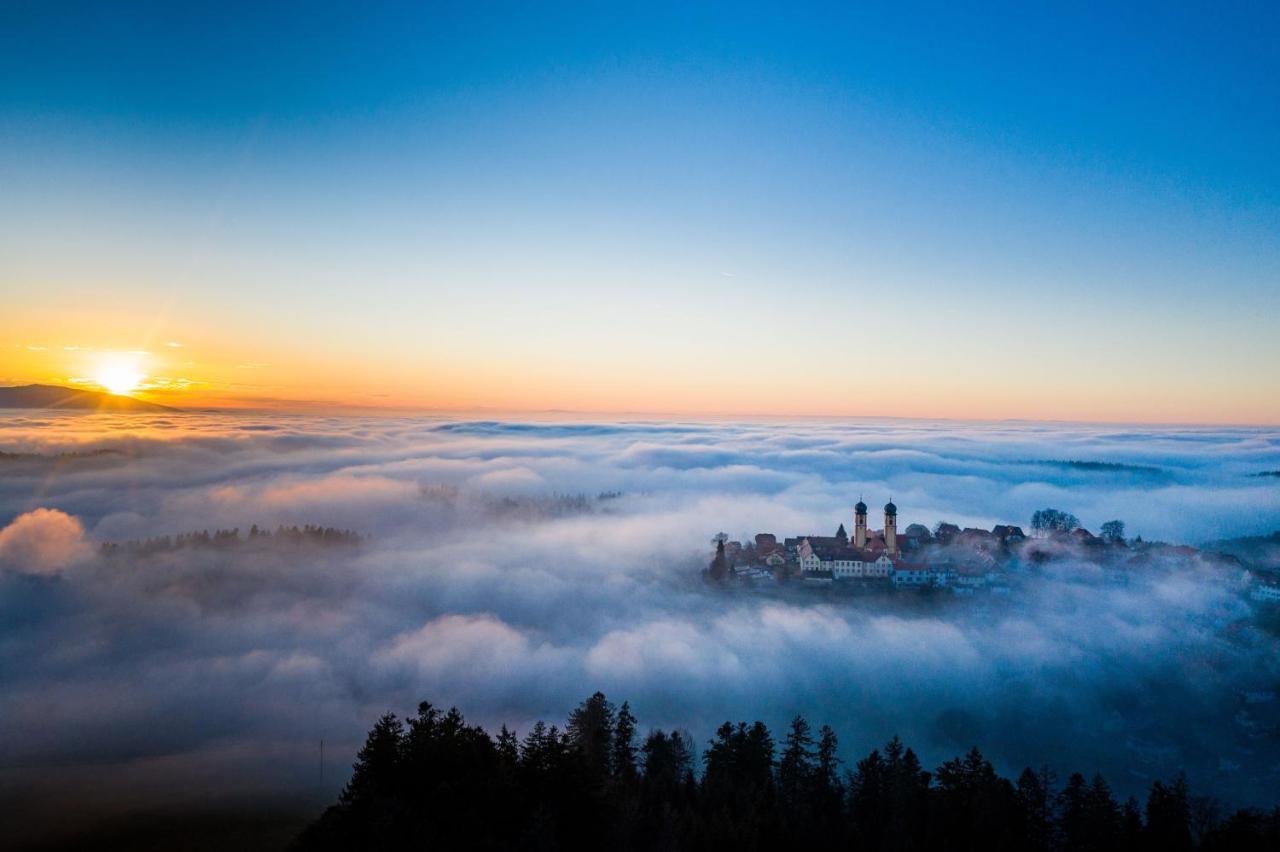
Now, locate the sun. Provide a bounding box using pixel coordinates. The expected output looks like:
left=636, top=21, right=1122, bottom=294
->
left=94, top=363, right=145, bottom=396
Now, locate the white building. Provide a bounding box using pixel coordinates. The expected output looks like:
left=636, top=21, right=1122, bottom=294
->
left=832, top=552, right=895, bottom=579
left=797, top=538, right=895, bottom=579
left=929, top=566, right=957, bottom=587
left=1251, top=584, right=1280, bottom=603
left=863, top=553, right=894, bottom=578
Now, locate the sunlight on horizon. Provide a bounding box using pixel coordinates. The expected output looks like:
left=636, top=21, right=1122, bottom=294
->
left=91, top=359, right=145, bottom=396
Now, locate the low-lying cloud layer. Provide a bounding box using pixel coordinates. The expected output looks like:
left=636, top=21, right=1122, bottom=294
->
left=1, top=412, right=1278, bottom=842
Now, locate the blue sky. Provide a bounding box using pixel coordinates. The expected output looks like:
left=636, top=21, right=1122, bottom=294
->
left=2, top=2, right=1278, bottom=420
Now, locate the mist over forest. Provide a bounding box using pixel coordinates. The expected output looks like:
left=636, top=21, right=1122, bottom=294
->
left=1, top=411, right=1278, bottom=846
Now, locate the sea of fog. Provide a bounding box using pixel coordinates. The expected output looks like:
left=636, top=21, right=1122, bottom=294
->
left=1, top=412, right=1278, bottom=841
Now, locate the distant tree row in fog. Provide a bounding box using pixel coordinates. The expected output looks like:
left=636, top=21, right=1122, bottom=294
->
left=99, top=524, right=363, bottom=556
left=0, top=447, right=123, bottom=463
left=418, top=483, right=626, bottom=520
left=294, top=692, right=1279, bottom=852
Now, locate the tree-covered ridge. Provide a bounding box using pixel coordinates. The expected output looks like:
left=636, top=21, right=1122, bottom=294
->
left=295, top=693, right=1279, bottom=851
left=0, top=447, right=124, bottom=463
left=418, top=482, right=627, bottom=522
left=99, top=524, right=363, bottom=556
left=1023, top=459, right=1170, bottom=477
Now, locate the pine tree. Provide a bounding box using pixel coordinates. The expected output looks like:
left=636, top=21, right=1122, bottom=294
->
left=612, top=701, right=638, bottom=782
left=1083, top=773, right=1120, bottom=850
left=709, top=539, right=729, bottom=581
left=496, top=724, right=520, bottom=766
left=849, top=748, right=888, bottom=845
left=1145, top=775, right=1192, bottom=851
left=816, top=724, right=841, bottom=795
left=778, top=715, right=816, bottom=808
left=1058, top=772, right=1089, bottom=852
left=567, top=691, right=616, bottom=781
left=340, top=712, right=404, bottom=806
left=1120, top=796, right=1144, bottom=848
left=1016, top=765, right=1056, bottom=851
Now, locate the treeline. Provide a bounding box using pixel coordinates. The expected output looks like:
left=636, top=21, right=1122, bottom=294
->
left=0, top=447, right=123, bottom=465
left=295, top=692, right=1278, bottom=851
left=419, top=483, right=626, bottom=520
left=100, top=524, right=362, bottom=556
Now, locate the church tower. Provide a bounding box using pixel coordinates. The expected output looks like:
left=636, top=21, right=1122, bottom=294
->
left=854, top=498, right=867, bottom=548
left=884, top=499, right=898, bottom=555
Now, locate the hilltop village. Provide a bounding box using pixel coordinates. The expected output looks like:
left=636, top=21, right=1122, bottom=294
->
left=707, top=498, right=1280, bottom=601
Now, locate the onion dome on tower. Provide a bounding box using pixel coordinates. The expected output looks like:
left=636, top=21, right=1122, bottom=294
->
left=853, top=497, right=869, bottom=548
left=883, top=499, right=898, bottom=555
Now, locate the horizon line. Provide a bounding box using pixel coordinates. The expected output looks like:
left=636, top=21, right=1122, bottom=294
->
left=5, top=382, right=1277, bottom=430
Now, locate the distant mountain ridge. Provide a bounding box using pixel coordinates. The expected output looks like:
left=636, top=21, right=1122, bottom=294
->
left=0, top=383, right=175, bottom=412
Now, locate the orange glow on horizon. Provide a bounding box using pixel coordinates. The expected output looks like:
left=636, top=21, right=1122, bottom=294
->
left=2, top=310, right=1279, bottom=426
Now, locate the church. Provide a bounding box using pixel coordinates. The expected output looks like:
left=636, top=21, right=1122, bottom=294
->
left=785, top=499, right=906, bottom=579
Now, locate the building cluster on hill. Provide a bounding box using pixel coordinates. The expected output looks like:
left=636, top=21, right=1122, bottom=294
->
left=708, top=498, right=1280, bottom=601
left=709, top=499, right=1024, bottom=595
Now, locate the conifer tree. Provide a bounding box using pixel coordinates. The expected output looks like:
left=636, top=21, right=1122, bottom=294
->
left=612, top=701, right=638, bottom=782
left=709, top=539, right=729, bottom=581
left=778, top=715, right=816, bottom=808
left=566, top=691, right=615, bottom=780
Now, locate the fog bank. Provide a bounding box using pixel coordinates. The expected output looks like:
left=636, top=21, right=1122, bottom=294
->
left=1, top=412, right=1278, bottom=843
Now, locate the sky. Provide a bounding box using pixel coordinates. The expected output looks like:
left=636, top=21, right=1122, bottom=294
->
left=2, top=412, right=1278, bottom=844
left=2, top=2, right=1279, bottom=422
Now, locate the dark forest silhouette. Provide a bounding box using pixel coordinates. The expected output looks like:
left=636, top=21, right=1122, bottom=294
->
left=295, top=693, right=1279, bottom=851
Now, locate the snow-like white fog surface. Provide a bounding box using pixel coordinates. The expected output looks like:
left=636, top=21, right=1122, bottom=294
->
left=1, top=412, right=1279, bottom=834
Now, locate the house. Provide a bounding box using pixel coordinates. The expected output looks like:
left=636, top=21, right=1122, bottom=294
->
left=1070, top=528, right=1101, bottom=546
left=788, top=533, right=843, bottom=562
left=956, top=528, right=1000, bottom=555
left=835, top=551, right=895, bottom=579
left=934, top=522, right=961, bottom=543
left=929, top=564, right=957, bottom=586
left=796, top=539, right=825, bottom=573
left=954, top=566, right=992, bottom=589
left=754, top=533, right=783, bottom=558
left=798, top=538, right=894, bottom=579
left=1251, top=584, right=1280, bottom=604
left=992, top=525, right=1026, bottom=542
left=891, top=562, right=930, bottom=587
left=863, top=552, right=894, bottom=578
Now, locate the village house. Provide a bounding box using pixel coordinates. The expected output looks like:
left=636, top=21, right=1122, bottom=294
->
left=992, top=525, right=1026, bottom=542
left=1251, top=583, right=1280, bottom=604
left=890, top=562, right=931, bottom=587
